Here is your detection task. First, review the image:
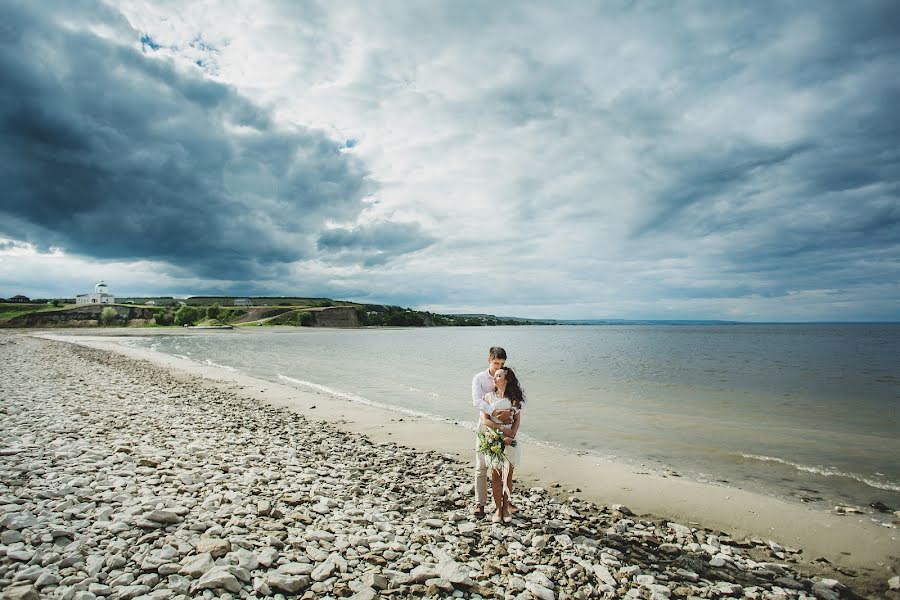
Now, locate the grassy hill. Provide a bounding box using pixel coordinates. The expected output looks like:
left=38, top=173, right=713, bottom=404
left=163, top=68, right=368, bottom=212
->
left=0, top=298, right=553, bottom=328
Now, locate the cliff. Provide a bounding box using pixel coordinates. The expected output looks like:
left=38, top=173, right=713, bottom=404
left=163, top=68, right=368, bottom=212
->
left=4, top=305, right=157, bottom=328
left=308, top=306, right=359, bottom=327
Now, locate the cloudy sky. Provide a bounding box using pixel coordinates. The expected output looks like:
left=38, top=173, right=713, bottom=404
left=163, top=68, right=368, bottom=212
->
left=1, top=1, right=898, bottom=320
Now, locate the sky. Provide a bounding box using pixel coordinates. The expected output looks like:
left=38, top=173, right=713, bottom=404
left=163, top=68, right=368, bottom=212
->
left=1, top=1, right=898, bottom=321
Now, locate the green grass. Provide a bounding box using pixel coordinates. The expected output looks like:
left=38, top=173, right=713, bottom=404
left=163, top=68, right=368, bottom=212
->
left=0, top=303, right=75, bottom=321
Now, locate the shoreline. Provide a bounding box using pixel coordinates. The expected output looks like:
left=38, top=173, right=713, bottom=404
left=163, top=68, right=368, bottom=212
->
left=34, top=331, right=899, bottom=576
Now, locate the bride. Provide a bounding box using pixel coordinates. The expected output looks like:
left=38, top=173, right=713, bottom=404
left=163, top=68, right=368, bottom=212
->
left=477, top=367, right=525, bottom=523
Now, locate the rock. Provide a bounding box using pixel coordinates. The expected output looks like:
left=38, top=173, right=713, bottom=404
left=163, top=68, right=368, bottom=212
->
left=6, top=549, right=35, bottom=562
left=406, top=563, right=441, bottom=584
left=35, top=571, right=62, bottom=587
left=811, top=579, right=843, bottom=600
left=526, top=581, right=556, bottom=600
left=195, top=537, right=230, bottom=558
left=145, top=510, right=181, bottom=524
left=527, top=571, right=555, bottom=590
left=258, top=546, right=279, bottom=567
left=350, top=587, right=378, bottom=600
left=1, top=585, right=39, bottom=600
left=277, top=562, right=314, bottom=576
left=0, top=513, right=38, bottom=530
left=194, top=566, right=242, bottom=593
left=265, top=572, right=310, bottom=593
left=592, top=564, right=617, bottom=587
left=110, top=585, right=151, bottom=600
left=457, top=522, right=477, bottom=535
left=889, top=575, right=900, bottom=590
left=1, top=531, right=24, bottom=544
left=178, top=553, right=214, bottom=578
left=310, top=558, right=336, bottom=582
left=438, top=560, right=471, bottom=584
left=361, top=572, right=389, bottom=590
left=227, top=548, right=259, bottom=571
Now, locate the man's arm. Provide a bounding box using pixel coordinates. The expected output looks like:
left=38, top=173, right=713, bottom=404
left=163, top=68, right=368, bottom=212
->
left=472, top=373, right=495, bottom=414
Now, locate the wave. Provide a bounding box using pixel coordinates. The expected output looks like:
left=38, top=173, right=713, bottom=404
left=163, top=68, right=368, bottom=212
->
left=740, top=453, right=900, bottom=492
left=203, top=358, right=236, bottom=372
left=278, top=374, right=464, bottom=426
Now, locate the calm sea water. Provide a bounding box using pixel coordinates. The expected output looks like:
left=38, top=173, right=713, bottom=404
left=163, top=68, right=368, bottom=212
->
left=123, top=324, right=900, bottom=511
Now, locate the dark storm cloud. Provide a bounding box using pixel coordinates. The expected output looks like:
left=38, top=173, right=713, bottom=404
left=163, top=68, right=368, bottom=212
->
left=0, top=1, right=377, bottom=278
left=625, top=1, right=900, bottom=308
left=317, top=221, right=434, bottom=266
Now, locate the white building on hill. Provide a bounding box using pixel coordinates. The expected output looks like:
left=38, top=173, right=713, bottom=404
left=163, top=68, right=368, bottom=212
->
left=76, top=281, right=115, bottom=305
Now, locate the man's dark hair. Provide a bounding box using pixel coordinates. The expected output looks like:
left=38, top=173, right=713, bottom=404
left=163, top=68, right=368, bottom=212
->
left=489, top=346, right=507, bottom=360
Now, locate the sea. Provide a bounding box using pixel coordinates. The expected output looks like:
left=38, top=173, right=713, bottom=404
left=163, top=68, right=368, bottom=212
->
left=121, top=324, right=900, bottom=513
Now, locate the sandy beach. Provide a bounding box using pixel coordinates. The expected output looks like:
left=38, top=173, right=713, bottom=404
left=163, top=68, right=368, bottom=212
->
left=1, top=331, right=898, bottom=599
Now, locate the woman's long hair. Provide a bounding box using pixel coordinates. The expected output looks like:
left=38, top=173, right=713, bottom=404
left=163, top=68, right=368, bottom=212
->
left=499, top=367, right=526, bottom=408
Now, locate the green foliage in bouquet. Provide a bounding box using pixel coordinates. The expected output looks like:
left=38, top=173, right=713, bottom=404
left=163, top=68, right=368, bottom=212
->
left=477, top=427, right=516, bottom=469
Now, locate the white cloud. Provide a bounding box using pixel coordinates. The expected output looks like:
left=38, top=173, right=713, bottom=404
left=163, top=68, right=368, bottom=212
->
left=3, top=1, right=898, bottom=320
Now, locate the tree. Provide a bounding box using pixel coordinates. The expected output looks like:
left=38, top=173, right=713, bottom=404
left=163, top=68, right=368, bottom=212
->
left=100, top=307, right=118, bottom=325
left=174, top=305, right=200, bottom=326
left=206, top=303, right=221, bottom=320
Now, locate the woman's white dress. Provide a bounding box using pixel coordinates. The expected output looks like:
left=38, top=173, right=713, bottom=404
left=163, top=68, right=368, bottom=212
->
left=477, top=392, right=522, bottom=467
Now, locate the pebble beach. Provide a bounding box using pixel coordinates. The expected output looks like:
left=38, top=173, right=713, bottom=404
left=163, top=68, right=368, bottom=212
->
left=1, top=333, right=898, bottom=599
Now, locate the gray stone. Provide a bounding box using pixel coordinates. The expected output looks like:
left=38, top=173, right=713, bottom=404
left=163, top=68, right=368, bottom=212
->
left=6, top=549, right=35, bottom=562
left=1, top=585, right=39, bottom=600
left=257, top=547, right=278, bottom=567
left=812, top=582, right=840, bottom=600
left=178, top=553, right=214, bottom=578
left=526, top=571, right=555, bottom=590
left=310, top=558, right=335, bottom=582
left=592, top=564, right=617, bottom=587
left=349, top=587, right=377, bottom=600
left=1, top=531, right=25, bottom=545
left=526, top=581, right=556, bottom=600
left=360, top=572, right=389, bottom=590
left=109, top=585, right=151, bottom=600
left=265, top=572, right=310, bottom=593
left=194, top=537, right=230, bottom=558
left=144, top=510, right=181, bottom=525
left=405, top=563, right=441, bottom=584
left=276, top=562, right=314, bottom=576
left=35, top=571, right=62, bottom=587
left=194, top=566, right=241, bottom=593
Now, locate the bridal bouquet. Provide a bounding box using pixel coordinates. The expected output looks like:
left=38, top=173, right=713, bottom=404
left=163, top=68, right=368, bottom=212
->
left=477, top=427, right=516, bottom=469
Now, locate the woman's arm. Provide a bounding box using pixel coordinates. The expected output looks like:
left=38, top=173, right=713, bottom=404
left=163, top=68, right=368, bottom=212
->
left=504, top=410, right=522, bottom=444
left=480, top=412, right=502, bottom=430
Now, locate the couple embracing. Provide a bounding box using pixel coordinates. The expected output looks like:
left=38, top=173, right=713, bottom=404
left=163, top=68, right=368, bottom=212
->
left=471, top=346, right=526, bottom=523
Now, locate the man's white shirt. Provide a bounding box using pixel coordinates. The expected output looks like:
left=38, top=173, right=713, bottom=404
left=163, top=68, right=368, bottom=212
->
left=471, top=368, right=496, bottom=415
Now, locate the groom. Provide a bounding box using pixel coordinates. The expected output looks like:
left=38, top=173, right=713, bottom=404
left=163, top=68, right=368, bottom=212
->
left=471, top=346, right=512, bottom=517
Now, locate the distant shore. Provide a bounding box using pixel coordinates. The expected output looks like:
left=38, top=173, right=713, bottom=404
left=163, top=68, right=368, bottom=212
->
left=1, top=330, right=892, bottom=596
